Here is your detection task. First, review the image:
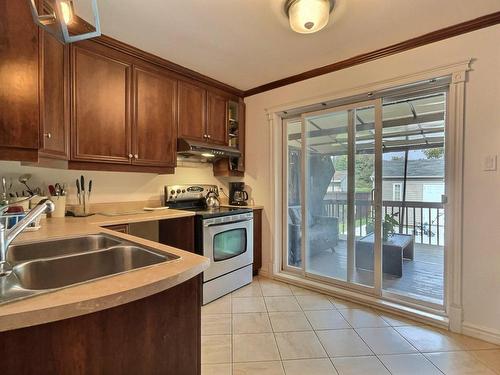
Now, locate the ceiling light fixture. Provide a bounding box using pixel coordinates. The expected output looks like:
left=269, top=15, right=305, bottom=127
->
left=27, top=0, right=101, bottom=44
left=284, top=0, right=335, bottom=34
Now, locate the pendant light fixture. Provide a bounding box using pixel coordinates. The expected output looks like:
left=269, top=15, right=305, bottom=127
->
left=27, top=0, right=101, bottom=44
left=284, top=0, right=335, bottom=34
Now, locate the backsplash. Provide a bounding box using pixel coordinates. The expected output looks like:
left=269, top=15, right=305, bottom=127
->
left=0, top=160, right=239, bottom=205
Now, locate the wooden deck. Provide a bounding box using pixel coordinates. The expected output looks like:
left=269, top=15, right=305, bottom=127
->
left=308, top=240, right=444, bottom=304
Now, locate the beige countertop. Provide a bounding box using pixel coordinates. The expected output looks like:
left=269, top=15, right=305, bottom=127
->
left=221, top=204, right=264, bottom=210
left=0, top=208, right=209, bottom=332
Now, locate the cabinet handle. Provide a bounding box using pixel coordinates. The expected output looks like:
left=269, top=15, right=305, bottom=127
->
left=134, top=154, right=139, bottom=159
left=44, top=132, right=52, bottom=139
left=203, top=134, right=208, bottom=139
left=128, top=154, right=133, bottom=159
left=207, top=135, right=211, bottom=139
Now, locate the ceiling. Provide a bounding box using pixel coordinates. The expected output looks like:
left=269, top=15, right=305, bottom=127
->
left=97, top=0, right=500, bottom=91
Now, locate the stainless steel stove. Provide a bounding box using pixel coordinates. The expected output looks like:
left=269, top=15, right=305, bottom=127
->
left=165, top=184, right=253, bottom=304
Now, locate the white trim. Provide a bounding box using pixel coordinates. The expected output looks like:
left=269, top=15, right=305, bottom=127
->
left=392, top=182, right=403, bottom=201
left=266, top=60, right=469, bottom=333
left=462, top=322, right=500, bottom=346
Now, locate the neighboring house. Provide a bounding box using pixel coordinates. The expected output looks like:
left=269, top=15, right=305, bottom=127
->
left=327, top=170, right=348, bottom=193
left=381, top=159, right=444, bottom=202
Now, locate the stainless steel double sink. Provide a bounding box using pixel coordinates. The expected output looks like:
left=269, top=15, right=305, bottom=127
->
left=0, top=234, right=179, bottom=305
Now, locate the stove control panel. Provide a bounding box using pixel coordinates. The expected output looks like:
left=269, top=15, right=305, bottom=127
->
left=165, top=184, right=218, bottom=202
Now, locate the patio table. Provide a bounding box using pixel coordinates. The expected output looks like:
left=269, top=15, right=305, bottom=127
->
left=355, top=233, right=414, bottom=277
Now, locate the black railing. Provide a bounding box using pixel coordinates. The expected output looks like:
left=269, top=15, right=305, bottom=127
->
left=322, top=199, right=445, bottom=246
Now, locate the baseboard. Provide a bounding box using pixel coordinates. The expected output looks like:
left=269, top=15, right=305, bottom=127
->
left=462, top=322, right=500, bottom=345
left=258, top=268, right=270, bottom=278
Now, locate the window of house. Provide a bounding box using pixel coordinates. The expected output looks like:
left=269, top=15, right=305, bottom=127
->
left=393, top=183, right=402, bottom=201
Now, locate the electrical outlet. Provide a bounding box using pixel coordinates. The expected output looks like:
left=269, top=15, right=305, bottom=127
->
left=483, top=154, right=497, bottom=171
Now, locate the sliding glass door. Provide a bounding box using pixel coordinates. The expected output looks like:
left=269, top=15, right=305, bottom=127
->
left=284, top=100, right=383, bottom=294
left=283, top=87, right=447, bottom=308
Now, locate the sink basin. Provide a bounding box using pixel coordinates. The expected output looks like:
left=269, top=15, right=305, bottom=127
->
left=0, top=233, right=180, bottom=305
left=7, top=234, right=121, bottom=263
left=14, top=246, right=174, bottom=290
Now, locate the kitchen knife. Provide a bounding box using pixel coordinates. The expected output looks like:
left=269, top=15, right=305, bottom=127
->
left=76, top=179, right=81, bottom=205
left=88, top=180, right=92, bottom=201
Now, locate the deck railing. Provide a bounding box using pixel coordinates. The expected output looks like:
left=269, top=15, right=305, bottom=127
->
left=322, top=199, right=445, bottom=246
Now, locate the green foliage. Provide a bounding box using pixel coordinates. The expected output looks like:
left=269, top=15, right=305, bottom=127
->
left=333, top=154, right=374, bottom=192
left=423, top=148, right=444, bottom=159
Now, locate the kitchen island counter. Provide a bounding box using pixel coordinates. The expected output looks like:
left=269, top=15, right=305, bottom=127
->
left=0, top=208, right=208, bottom=333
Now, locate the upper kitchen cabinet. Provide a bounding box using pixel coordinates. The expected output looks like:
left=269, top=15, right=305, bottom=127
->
left=0, top=1, right=40, bottom=161
left=39, top=32, right=70, bottom=160
left=132, top=65, right=177, bottom=168
left=70, top=41, right=132, bottom=165
left=177, top=81, right=206, bottom=142
left=206, top=91, right=228, bottom=145
left=213, top=98, right=246, bottom=176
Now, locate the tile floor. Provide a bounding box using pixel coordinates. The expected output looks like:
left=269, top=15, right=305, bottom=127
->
left=201, top=276, right=500, bottom=375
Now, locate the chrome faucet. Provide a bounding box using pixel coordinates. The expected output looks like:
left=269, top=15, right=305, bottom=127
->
left=0, top=198, right=55, bottom=276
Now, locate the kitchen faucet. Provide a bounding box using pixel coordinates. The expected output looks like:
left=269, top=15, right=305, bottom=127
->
left=0, top=198, right=55, bottom=276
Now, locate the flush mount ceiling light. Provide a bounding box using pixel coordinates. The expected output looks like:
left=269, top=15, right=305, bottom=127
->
left=27, top=0, right=101, bottom=44
left=284, top=0, right=335, bottom=34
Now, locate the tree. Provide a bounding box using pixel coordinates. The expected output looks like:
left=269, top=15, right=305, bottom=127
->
left=423, top=147, right=444, bottom=159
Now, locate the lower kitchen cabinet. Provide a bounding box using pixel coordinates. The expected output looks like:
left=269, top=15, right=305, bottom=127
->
left=159, top=216, right=195, bottom=252
left=0, top=275, right=202, bottom=374
left=253, top=208, right=263, bottom=275
left=104, top=224, right=130, bottom=234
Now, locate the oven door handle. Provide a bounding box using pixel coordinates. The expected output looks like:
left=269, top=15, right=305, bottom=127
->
left=203, top=218, right=253, bottom=227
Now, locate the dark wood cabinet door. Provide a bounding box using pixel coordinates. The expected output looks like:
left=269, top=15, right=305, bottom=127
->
left=0, top=0, right=39, bottom=160
left=177, top=81, right=206, bottom=142
left=206, top=91, right=228, bottom=145
left=71, top=43, right=132, bottom=164
left=39, top=32, right=69, bottom=159
left=132, top=66, right=177, bottom=167
left=253, top=209, right=263, bottom=275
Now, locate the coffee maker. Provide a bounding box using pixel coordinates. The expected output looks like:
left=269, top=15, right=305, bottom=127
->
left=229, top=182, right=249, bottom=206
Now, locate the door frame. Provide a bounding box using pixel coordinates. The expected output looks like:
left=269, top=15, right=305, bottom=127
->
left=268, top=60, right=470, bottom=332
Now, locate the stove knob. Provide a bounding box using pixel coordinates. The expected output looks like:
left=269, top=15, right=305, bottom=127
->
left=170, top=190, right=175, bottom=195
left=182, top=189, right=186, bottom=193
left=177, top=189, right=181, bottom=194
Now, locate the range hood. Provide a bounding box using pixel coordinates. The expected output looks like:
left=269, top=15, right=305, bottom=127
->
left=177, top=138, right=241, bottom=161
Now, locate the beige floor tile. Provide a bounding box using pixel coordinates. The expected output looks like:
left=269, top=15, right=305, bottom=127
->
left=202, top=295, right=231, bottom=314
left=378, top=313, right=421, bottom=327
left=269, top=311, right=313, bottom=332
left=296, top=294, right=336, bottom=310
left=471, top=349, right=500, bottom=373
left=283, top=358, right=338, bottom=375
left=260, top=280, right=293, bottom=296
left=305, top=310, right=351, bottom=330
left=289, top=285, right=322, bottom=296
left=233, top=333, right=280, bottom=362
left=332, top=356, right=390, bottom=375
left=202, top=314, right=232, bottom=335
left=329, top=298, right=365, bottom=310
left=201, top=363, right=232, bottom=375
left=265, top=296, right=301, bottom=312
left=316, top=329, right=372, bottom=357
left=379, top=353, right=442, bottom=375
left=232, top=297, right=267, bottom=313
left=233, top=313, right=272, bottom=334
left=395, top=326, right=463, bottom=352
left=233, top=361, right=285, bottom=375
left=425, top=351, right=496, bottom=374
left=232, top=282, right=263, bottom=298
left=355, top=327, right=417, bottom=355
left=201, top=335, right=232, bottom=364
left=339, top=308, right=389, bottom=328
left=275, top=331, right=327, bottom=360
left=452, top=332, right=500, bottom=351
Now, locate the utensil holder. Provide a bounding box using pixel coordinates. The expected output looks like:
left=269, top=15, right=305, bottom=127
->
left=50, top=195, right=67, bottom=218
left=11, top=197, right=31, bottom=212
left=29, top=196, right=48, bottom=209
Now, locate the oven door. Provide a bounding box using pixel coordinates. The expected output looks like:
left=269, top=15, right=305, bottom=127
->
left=202, top=213, right=253, bottom=282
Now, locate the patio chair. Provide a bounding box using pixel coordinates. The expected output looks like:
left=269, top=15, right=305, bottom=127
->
left=288, top=206, right=339, bottom=266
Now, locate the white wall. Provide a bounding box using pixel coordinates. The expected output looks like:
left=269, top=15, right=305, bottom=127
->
left=244, top=26, right=500, bottom=338
left=0, top=160, right=238, bottom=205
